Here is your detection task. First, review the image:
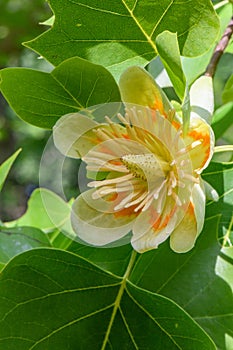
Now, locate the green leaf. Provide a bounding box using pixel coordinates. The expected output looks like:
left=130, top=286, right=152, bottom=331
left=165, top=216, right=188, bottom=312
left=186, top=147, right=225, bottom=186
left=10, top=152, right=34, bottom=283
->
left=181, top=2, right=233, bottom=85
left=6, top=188, right=73, bottom=235
left=0, top=57, right=120, bottom=128
left=68, top=241, right=133, bottom=276
left=130, top=217, right=232, bottom=350
left=0, top=226, right=51, bottom=269
left=0, top=149, right=21, bottom=192
left=211, top=102, right=233, bottom=140
left=48, top=228, right=134, bottom=276
left=148, top=2, right=232, bottom=88
left=130, top=161, right=233, bottom=350
left=222, top=75, right=233, bottom=103
left=0, top=249, right=216, bottom=349
left=25, top=0, right=219, bottom=78
left=181, top=48, right=213, bottom=85
left=156, top=31, right=186, bottom=100
left=216, top=246, right=233, bottom=294
left=203, top=162, right=233, bottom=246
left=132, top=217, right=233, bottom=350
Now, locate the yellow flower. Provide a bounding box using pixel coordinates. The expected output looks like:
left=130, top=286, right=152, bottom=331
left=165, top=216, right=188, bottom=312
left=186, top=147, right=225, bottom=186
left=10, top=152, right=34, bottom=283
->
left=53, top=67, right=216, bottom=253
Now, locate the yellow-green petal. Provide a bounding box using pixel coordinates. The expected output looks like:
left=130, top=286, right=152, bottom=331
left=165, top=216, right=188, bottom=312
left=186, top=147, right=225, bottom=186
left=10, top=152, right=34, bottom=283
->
left=53, top=113, right=98, bottom=158
left=119, top=66, right=173, bottom=116
left=170, top=182, right=205, bottom=253
left=131, top=197, right=178, bottom=252
left=169, top=203, right=198, bottom=253
left=71, top=189, right=137, bottom=246
left=183, top=115, right=215, bottom=173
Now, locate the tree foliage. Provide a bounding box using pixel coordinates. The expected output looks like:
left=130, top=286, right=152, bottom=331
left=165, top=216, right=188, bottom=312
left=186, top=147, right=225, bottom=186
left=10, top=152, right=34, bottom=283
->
left=0, top=1, right=232, bottom=349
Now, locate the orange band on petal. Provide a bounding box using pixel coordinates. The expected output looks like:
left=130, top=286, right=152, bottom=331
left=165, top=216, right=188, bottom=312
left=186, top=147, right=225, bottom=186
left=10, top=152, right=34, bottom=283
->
left=188, top=130, right=210, bottom=147
left=172, top=120, right=181, bottom=130
left=187, top=202, right=195, bottom=216
left=151, top=99, right=165, bottom=115
left=183, top=115, right=214, bottom=172
left=114, top=205, right=139, bottom=219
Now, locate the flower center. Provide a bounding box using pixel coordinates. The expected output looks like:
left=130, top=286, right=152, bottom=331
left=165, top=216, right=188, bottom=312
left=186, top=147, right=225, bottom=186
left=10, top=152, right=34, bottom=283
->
left=121, top=153, right=170, bottom=182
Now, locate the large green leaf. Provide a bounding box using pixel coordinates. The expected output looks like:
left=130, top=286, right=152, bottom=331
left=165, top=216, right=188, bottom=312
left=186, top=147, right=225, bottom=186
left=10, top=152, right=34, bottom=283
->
left=0, top=57, right=120, bottom=128
left=0, top=249, right=216, bottom=349
left=129, top=161, right=233, bottom=350
left=25, top=0, right=219, bottom=78
left=0, top=226, right=51, bottom=270
left=0, top=149, right=21, bottom=192
left=130, top=217, right=232, bottom=350
left=67, top=240, right=133, bottom=276
left=45, top=224, right=134, bottom=276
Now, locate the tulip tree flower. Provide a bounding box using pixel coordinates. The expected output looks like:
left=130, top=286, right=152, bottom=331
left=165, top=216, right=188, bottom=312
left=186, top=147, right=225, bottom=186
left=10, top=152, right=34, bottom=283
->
left=53, top=67, right=217, bottom=253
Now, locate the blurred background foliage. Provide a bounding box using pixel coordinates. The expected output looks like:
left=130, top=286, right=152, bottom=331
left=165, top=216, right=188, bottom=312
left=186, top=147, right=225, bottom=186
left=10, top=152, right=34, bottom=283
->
left=0, top=0, right=50, bottom=220
left=0, top=0, right=232, bottom=221
left=0, top=0, right=79, bottom=221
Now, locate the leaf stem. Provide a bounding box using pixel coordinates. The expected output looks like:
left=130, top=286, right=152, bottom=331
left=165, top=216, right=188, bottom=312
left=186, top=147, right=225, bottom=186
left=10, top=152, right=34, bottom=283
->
left=214, top=0, right=229, bottom=10
left=101, top=249, right=137, bottom=350
left=214, top=145, right=233, bottom=153
left=205, top=16, right=233, bottom=78
left=123, top=249, right=138, bottom=279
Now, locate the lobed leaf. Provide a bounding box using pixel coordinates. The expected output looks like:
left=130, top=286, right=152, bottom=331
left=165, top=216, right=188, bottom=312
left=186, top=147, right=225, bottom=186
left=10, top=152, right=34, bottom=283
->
left=25, top=0, right=219, bottom=79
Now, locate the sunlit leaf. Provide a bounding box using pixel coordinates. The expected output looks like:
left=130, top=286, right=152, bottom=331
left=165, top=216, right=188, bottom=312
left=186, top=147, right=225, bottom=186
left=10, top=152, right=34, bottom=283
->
left=181, top=2, right=233, bottom=85
left=25, top=0, right=219, bottom=78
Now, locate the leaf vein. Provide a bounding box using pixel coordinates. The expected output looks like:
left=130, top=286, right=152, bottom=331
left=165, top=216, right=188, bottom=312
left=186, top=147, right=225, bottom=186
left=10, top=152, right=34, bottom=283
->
left=120, top=0, right=157, bottom=53
left=119, top=306, right=139, bottom=349
left=149, top=0, right=174, bottom=38
left=28, top=303, right=115, bottom=350
left=68, top=0, right=131, bottom=17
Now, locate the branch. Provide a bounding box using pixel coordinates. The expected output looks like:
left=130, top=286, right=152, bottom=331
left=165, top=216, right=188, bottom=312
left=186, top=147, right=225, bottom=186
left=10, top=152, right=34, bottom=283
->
left=205, top=16, right=233, bottom=78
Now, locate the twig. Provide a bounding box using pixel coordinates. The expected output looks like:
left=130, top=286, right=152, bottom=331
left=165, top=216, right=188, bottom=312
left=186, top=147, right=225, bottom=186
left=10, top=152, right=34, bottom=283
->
left=205, top=16, right=233, bottom=78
